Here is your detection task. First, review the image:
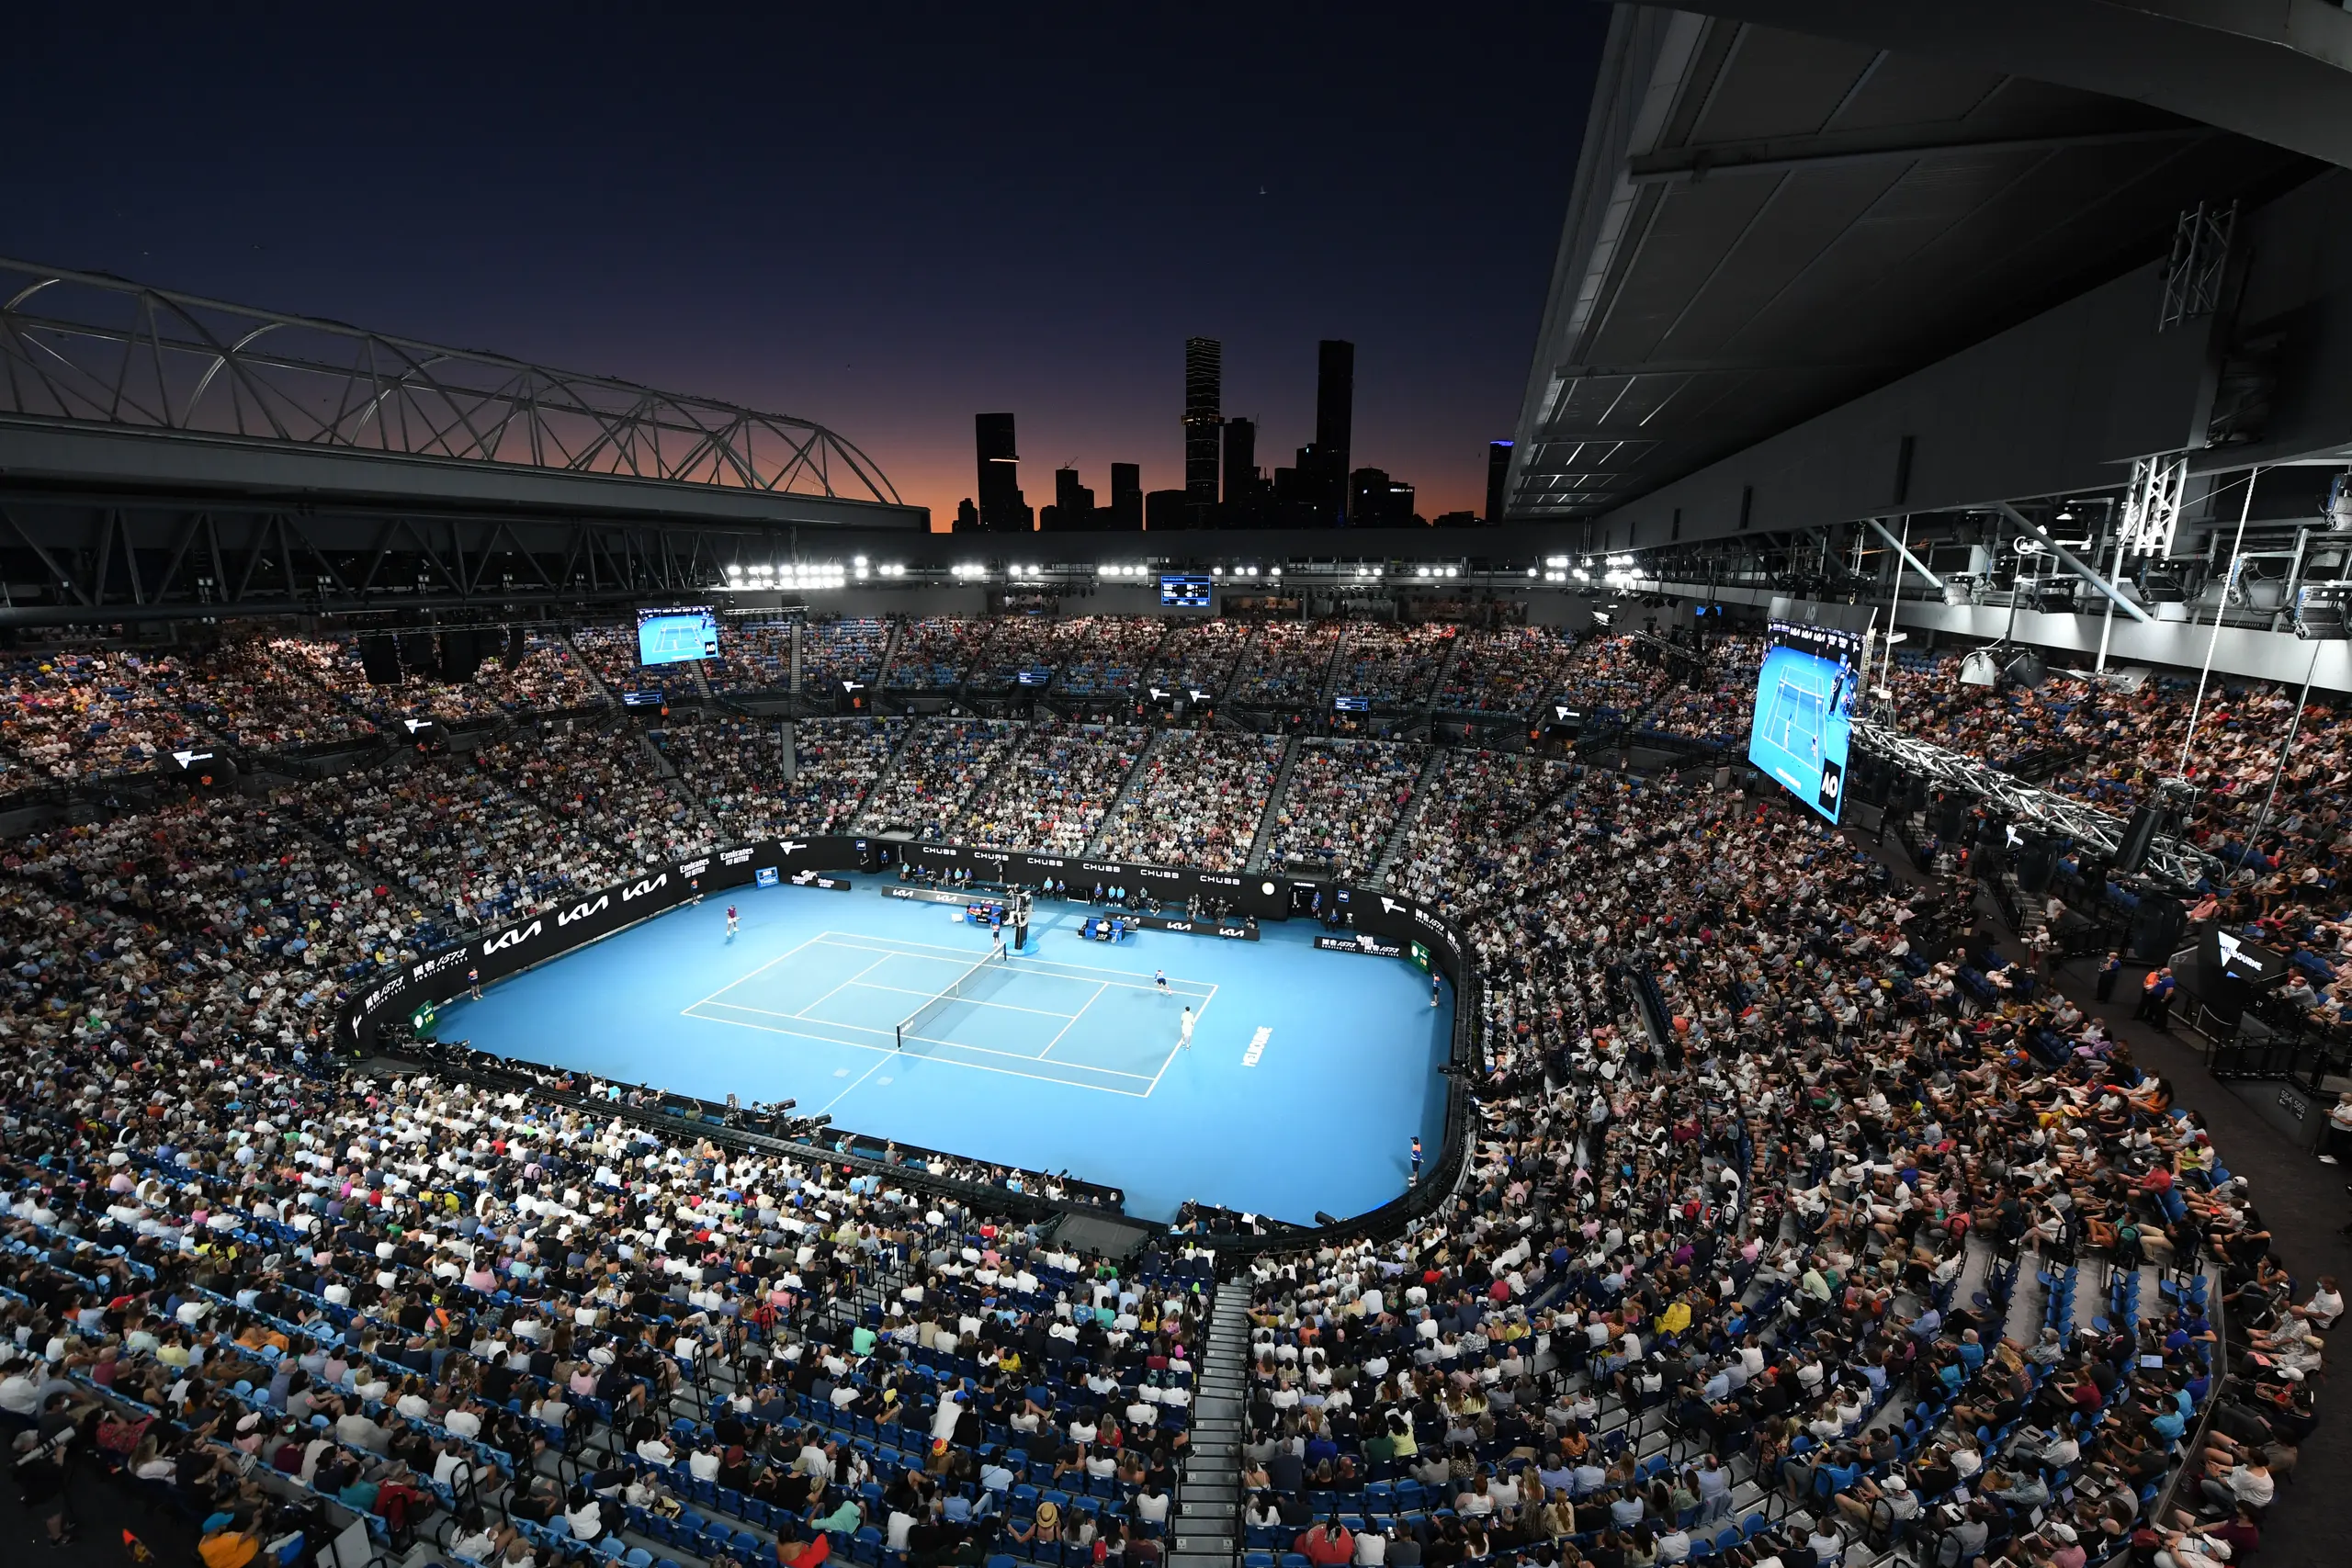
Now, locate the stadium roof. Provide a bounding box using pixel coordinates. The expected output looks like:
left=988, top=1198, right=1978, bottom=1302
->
left=1503, top=5, right=2320, bottom=523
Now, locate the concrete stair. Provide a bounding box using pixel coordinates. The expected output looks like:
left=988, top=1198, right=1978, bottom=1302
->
left=1171, top=1278, right=1250, bottom=1568
left=1373, top=747, right=1449, bottom=884
left=1244, top=737, right=1302, bottom=873
left=1085, top=728, right=1169, bottom=858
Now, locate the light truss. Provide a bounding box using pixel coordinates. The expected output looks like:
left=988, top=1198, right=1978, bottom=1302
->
left=1850, top=716, right=2220, bottom=886
left=2118, top=452, right=2188, bottom=556
left=0, top=258, right=900, bottom=504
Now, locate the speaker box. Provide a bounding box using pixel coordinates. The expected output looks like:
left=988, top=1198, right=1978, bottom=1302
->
left=358, top=635, right=401, bottom=685
left=507, top=626, right=529, bottom=670
left=439, top=629, right=485, bottom=683
left=2128, top=895, right=2187, bottom=964
left=1937, top=796, right=1966, bottom=840
left=2015, top=840, right=2058, bottom=895
left=397, top=633, right=436, bottom=680
left=2117, top=804, right=2161, bottom=874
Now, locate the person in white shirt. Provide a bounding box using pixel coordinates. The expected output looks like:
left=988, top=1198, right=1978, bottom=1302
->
left=2292, top=1275, right=2342, bottom=1330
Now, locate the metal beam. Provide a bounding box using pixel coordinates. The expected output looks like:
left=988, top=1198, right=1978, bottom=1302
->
left=1867, top=517, right=1944, bottom=590
left=1852, top=716, right=2216, bottom=886
left=1626, top=126, right=2209, bottom=186
left=0, top=256, right=918, bottom=524
left=1995, top=502, right=2154, bottom=624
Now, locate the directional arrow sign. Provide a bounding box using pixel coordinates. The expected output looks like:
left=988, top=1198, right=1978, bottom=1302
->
left=171, top=750, right=213, bottom=767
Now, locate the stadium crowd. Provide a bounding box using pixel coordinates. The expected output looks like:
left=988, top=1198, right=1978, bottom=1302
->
left=0, top=611, right=2333, bottom=1568
left=1431, top=627, right=1583, bottom=716
left=1096, top=732, right=1287, bottom=870
left=958, top=723, right=1145, bottom=855
left=1261, top=740, right=1428, bottom=880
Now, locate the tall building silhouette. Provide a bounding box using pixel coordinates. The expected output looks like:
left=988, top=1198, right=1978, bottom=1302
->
left=1222, top=417, right=1261, bottom=526
left=974, top=412, right=1030, bottom=532
left=1315, top=339, right=1354, bottom=525
left=1042, top=466, right=1096, bottom=532
left=1486, top=440, right=1512, bottom=524
left=1107, top=463, right=1142, bottom=530
left=1182, top=337, right=1222, bottom=524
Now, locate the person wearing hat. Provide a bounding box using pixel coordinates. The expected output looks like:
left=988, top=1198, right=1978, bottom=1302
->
left=1831, top=1465, right=1917, bottom=1529
left=198, top=1510, right=262, bottom=1568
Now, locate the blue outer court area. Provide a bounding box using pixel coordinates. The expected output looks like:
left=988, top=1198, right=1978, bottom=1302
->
left=435, top=877, right=1453, bottom=1224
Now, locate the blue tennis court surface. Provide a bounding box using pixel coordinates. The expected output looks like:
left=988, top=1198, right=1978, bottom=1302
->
left=435, top=878, right=1453, bottom=1224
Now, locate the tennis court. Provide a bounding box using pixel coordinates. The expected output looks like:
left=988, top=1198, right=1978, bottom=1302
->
left=434, top=878, right=1452, bottom=1223
left=682, top=932, right=1212, bottom=1097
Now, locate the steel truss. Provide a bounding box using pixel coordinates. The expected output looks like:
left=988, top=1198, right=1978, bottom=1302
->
left=1850, top=716, right=2219, bottom=887
left=0, top=258, right=900, bottom=504
left=0, top=490, right=882, bottom=624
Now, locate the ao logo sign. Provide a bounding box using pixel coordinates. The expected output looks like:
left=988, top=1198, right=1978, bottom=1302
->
left=778, top=841, right=808, bottom=857
left=481, top=919, right=543, bottom=955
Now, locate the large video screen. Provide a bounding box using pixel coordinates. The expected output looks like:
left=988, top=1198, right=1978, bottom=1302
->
left=636, top=605, right=718, bottom=667
left=1159, top=574, right=1210, bottom=608
left=1747, top=619, right=1861, bottom=822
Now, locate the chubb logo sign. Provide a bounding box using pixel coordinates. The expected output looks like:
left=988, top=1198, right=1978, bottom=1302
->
left=557, top=894, right=610, bottom=927
left=621, top=874, right=669, bottom=903
left=481, top=919, right=543, bottom=955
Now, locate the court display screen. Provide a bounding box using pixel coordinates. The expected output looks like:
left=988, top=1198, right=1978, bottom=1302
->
left=1159, top=574, right=1211, bottom=607
left=636, top=605, right=718, bottom=666
left=1748, top=619, right=1860, bottom=822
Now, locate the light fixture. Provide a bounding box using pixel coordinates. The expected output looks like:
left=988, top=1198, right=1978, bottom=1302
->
left=1269, top=566, right=1281, bottom=578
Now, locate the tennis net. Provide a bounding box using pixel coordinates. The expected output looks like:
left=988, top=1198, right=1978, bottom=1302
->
left=893, top=948, right=1004, bottom=1049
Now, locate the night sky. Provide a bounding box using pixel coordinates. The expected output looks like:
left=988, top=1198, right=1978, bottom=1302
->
left=6, top=5, right=1605, bottom=528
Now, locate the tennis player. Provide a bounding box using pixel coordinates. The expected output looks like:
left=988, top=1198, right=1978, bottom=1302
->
left=1155, top=969, right=1170, bottom=996
left=726, top=904, right=739, bottom=938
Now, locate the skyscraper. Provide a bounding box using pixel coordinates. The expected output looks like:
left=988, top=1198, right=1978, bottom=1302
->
left=1222, top=417, right=1260, bottom=527
left=974, top=412, right=1030, bottom=532
left=1182, top=337, right=1222, bottom=524
left=1107, top=463, right=1142, bottom=531
left=1042, top=466, right=1097, bottom=531
left=1315, top=339, right=1354, bottom=525
left=1486, top=440, right=1513, bottom=524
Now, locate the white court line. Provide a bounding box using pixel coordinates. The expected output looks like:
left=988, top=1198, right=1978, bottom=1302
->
left=840, top=979, right=1080, bottom=1020
left=684, top=932, right=829, bottom=1010
left=821, top=1051, right=893, bottom=1112
left=1141, top=980, right=1219, bottom=1098
left=786, top=951, right=902, bottom=1019
left=685, top=998, right=1157, bottom=1077
left=1037, top=980, right=1108, bottom=1060
left=684, top=1009, right=1149, bottom=1097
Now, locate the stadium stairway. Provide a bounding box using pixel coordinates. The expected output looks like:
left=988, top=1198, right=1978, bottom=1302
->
left=855, top=716, right=927, bottom=823
left=1314, top=624, right=1351, bottom=708
left=558, top=630, right=616, bottom=705
left=872, top=614, right=909, bottom=695
left=1371, top=747, right=1447, bottom=884
left=1171, top=1277, right=1250, bottom=1568
left=1215, top=624, right=1264, bottom=706
left=1084, top=728, right=1170, bottom=857
left=1426, top=627, right=1468, bottom=705
left=1243, top=737, right=1303, bottom=873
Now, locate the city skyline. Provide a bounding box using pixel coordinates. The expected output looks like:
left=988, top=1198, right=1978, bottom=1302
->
left=0, top=6, right=1605, bottom=531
